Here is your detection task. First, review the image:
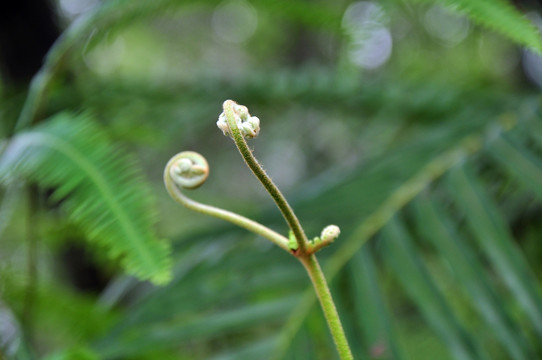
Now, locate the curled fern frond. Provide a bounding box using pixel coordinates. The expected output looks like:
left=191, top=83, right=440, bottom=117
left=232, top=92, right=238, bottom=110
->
left=0, top=112, right=171, bottom=284
left=167, top=151, right=209, bottom=190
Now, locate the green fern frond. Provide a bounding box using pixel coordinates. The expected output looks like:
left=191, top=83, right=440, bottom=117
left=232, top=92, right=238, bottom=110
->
left=0, top=112, right=171, bottom=284
left=416, top=0, right=542, bottom=53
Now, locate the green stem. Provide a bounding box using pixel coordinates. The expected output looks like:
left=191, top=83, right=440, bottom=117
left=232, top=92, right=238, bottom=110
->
left=221, top=101, right=353, bottom=359
left=300, top=254, right=353, bottom=360
left=308, top=238, right=335, bottom=254
left=164, top=164, right=290, bottom=252
left=223, top=100, right=309, bottom=253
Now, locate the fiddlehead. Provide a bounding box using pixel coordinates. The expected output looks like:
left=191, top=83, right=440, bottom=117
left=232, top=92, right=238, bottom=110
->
left=309, top=225, right=341, bottom=253
left=166, top=151, right=209, bottom=190
left=163, top=151, right=290, bottom=252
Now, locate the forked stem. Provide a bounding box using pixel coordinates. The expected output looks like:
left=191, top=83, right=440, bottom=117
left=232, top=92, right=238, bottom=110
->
left=165, top=101, right=353, bottom=359
left=219, top=100, right=353, bottom=359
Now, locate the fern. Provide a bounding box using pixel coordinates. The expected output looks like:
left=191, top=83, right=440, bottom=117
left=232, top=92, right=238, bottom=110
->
left=414, top=0, right=542, bottom=53
left=0, top=113, right=171, bottom=284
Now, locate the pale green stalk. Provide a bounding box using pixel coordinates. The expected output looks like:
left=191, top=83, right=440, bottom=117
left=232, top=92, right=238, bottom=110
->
left=300, top=254, right=354, bottom=360
left=221, top=100, right=354, bottom=359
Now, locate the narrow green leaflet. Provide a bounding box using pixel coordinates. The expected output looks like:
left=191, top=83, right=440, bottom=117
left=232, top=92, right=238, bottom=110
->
left=97, top=297, right=298, bottom=358
left=0, top=183, right=23, bottom=238
left=414, top=195, right=534, bottom=360
left=382, top=216, right=486, bottom=360
left=446, top=163, right=542, bottom=337
left=487, top=133, right=542, bottom=201
left=208, top=338, right=278, bottom=360
left=42, top=347, right=99, bottom=360
left=413, top=0, right=542, bottom=54
left=349, top=248, right=405, bottom=360
left=0, top=113, right=171, bottom=284
left=95, top=232, right=306, bottom=359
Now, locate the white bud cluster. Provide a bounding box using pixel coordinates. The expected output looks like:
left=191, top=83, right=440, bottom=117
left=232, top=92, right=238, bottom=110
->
left=320, top=225, right=340, bottom=243
left=217, top=101, right=260, bottom=138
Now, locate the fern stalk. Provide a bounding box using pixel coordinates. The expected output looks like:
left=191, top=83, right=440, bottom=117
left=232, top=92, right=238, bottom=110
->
left=165, top=100, right=353, bottom=359
left=221, top=100, right=352, bottom=359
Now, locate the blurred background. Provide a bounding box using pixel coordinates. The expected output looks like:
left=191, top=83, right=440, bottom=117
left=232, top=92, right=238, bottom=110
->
left=1, top=0, right=542, bottom=359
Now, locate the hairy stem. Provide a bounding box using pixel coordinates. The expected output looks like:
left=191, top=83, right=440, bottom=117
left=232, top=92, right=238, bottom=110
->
left=308, top=238, right=335, bottom=254
left=300, top=254, right=353, bottom=360
left=223, top=100, right=309, bottom=253
left=221, top=100, right=353, bottom=359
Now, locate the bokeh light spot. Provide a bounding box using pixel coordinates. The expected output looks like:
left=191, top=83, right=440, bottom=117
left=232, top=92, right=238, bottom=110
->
left=58, top=0, right=99, bottom=19
left=424, top=5, right=470, bottom=46
left=342, top=1, right=393, bottom=70
left=83, top=35, right=126, bottom=76
left=212, top=0, right=258, bottom=44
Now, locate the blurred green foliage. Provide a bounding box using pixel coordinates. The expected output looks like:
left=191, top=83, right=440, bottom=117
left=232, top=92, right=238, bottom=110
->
left=2, top=0, right=542, bottom=359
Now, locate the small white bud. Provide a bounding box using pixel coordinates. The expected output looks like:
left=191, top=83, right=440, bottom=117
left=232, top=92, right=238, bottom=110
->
left=248, top=116, right=260, bottom=129
left=176, top=158, right=193, bottom=174
left=234, top=104, right=249, bottom=120
left=240, top=116, right=260, bottom=138
left=216, top=113, right=229, bottom=136
left=320, top=225, right=340, bottom=243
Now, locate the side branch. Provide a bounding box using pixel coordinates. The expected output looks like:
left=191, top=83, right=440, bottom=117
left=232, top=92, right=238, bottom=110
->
left=164, top=152, right=290, bottom=252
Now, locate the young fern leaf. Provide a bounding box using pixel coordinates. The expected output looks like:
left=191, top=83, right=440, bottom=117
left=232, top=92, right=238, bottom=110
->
left=415, top=0, right=542, bottom=54
left=0, top=112, right=171, bottom=284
